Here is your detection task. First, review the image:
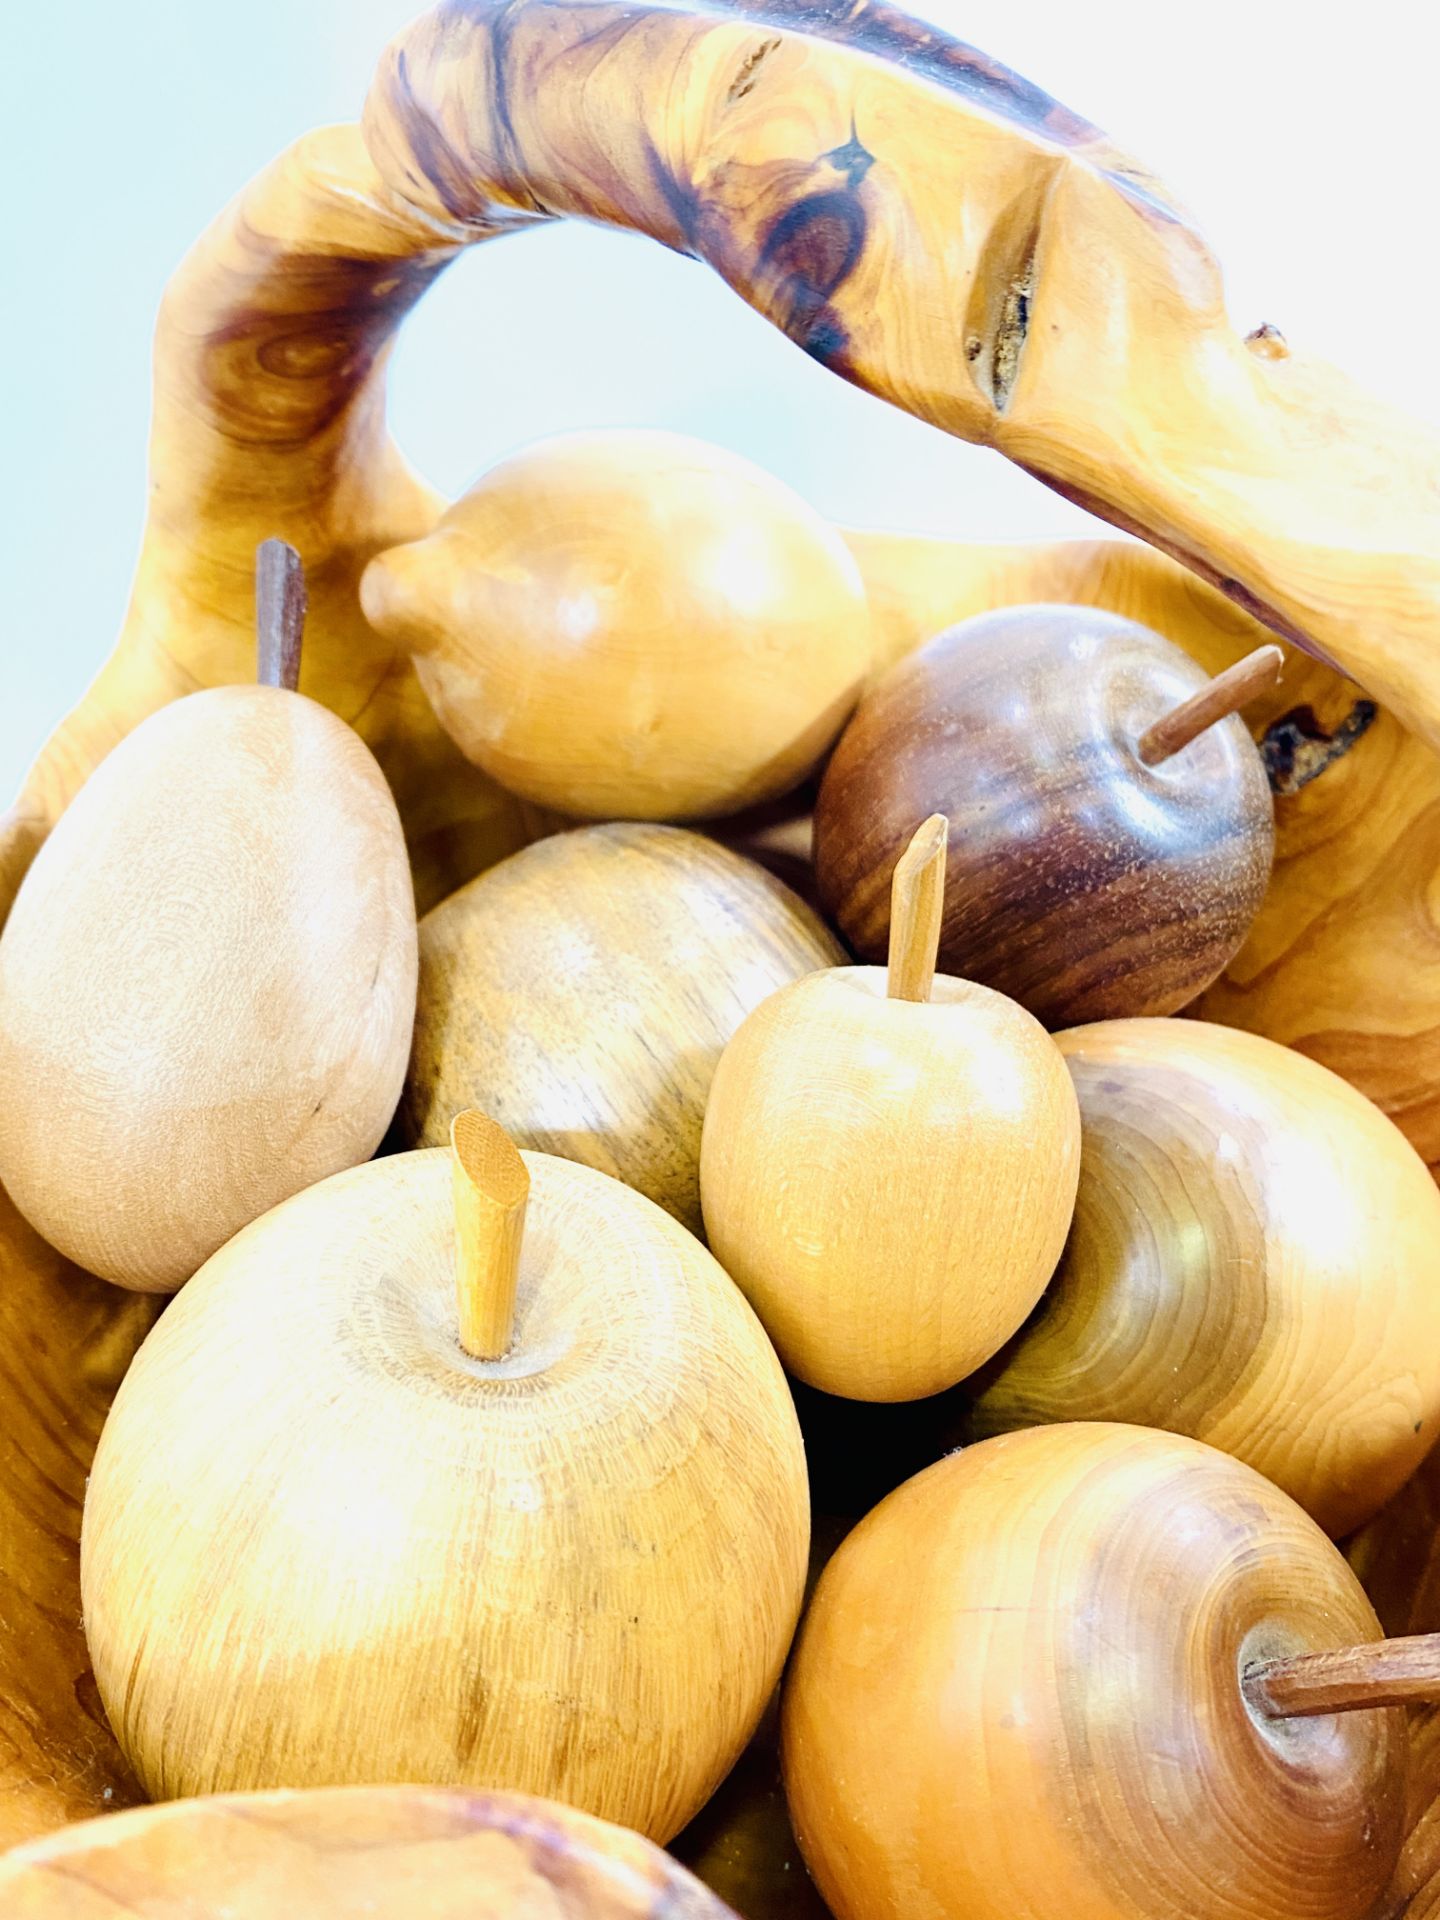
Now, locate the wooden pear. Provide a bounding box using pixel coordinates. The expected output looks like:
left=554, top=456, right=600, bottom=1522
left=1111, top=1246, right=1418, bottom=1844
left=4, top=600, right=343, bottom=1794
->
left=0, top=1786, right=743, bottom=1917
left=783, top=1423, right=1440, bottom=1920
left=701, top=819, right=1080, bottom=1401
left=399, top=824, right=844, bottom=1232
left=80, top=1115, right=809, bottom=1841
left=966, top=1018, right=1440, bottom=1536
left=361, top=430, right=872, bottom=823
left=0, top=545, right=417, bottom=1292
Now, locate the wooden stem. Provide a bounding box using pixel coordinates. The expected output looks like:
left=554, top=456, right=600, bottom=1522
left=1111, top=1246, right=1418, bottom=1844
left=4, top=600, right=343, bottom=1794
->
left=1136, top=644, right=1284, bottom=766
left=887, top=814, right=948, bottom=1003
left=256, top=538, right=307, bottom=691
left=450, top=1110, right=530, bottom=1361
left=1243, top=1633, right=1440, bottom=1719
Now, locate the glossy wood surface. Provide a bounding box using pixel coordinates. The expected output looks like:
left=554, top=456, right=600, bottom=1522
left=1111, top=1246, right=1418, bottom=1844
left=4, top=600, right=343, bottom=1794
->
left=967, top=1020, right=1440, bottom=1537
left=362, top=430, right=871, bottom=821
left=81, top=1144, right=808, bottom=1840
left=815, top=606, right=1274, bottom=1026
left=783, top=1423, right=1405, bottom=1920
left=0, top=1184, right=159, bottom=1848
left=0, top=1786, right=743, bottom=1917
left=400, top=825, right=843, bottom=1233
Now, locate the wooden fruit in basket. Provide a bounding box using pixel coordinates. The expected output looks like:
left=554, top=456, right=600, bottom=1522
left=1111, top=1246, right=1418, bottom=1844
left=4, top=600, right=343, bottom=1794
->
left=701, top=817, right=1080, bottom=1400
left=815, top=606, right=1279, bottom=1027
left=0, top=545, right=417, bottom=1292
left=783, top=1422, right=1439, bottom=1920
left=398, top=824, right=843, bottom=1232
left=80, top=1115, right=808, bottom=1841
left=966, top=1019, right=1440, bottom=1536
left=362, top=430, right=872, bottom=822
left=0, top=1785, right=743, bottom=1917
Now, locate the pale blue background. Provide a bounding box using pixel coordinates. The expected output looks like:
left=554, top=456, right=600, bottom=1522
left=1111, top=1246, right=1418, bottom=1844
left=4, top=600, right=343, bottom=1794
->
left=4, top=0, right=1437, bottom=794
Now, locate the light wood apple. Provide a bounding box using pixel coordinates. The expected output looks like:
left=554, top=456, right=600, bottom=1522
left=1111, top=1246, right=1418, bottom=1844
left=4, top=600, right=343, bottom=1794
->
left=0, top=1785, right=743, bottom=1918
left=966, top=1018, right=1440, bottom=1537
left=701, top=818, right=1079, bottom=1400
left=362, top=430, right=872, bottom=822
left=783, top=1423, right=1435, bottom=1920
left=80, top=1118, right=809, bottom=1842
left=399, top=823, right=843, bottom=1233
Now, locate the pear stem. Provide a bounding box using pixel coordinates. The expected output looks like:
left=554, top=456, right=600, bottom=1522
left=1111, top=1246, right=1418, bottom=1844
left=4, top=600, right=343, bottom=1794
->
left=256, top=538, right=306, bottom=692
left=1136, top=644, right=1284, bottom=767
left=450, top=1110, right=530, bottom=1361
left=1243, top=1633, right=1440, bottom=1719
left=887, top=814, right=949, bottom=1004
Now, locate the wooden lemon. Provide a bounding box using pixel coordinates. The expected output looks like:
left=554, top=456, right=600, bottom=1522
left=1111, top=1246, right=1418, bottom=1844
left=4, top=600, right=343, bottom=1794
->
left=81, top=1117, right=809, bottom=1842
left=0, top=546, right=417, bottom=1291
left=360, top=429, right=872, bottom=822
left=700, top=819, right=1081, bottom=1401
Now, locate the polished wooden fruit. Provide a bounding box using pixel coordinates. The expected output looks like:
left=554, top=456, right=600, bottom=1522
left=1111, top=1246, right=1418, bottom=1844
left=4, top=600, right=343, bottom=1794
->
left=0, top=1785, right=743, bottom=1917
left=0, top=549, right=417, bottom=1292
left=399, top=824, right=843, bottom=1233
left=783, top=1423, right=1415, bottom=1920
left=814, top=606, right=1276, bottom=1026
left=966, top=1019, right=1440, bottom=1536
left=701, top=818, right=1080, bottom=1400
left=362, top=430, right=871, bottom=822
left=81, top=1122, right=808, bottom=1840
left=0, top=1181, right=159, bottom=1849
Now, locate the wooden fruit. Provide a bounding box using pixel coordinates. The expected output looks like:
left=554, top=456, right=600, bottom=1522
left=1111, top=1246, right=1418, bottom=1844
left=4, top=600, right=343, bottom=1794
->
left=399, top=824, right=843, bottom=1233
left=0, top=547, right=417, bottom=1293
left=0, top=1785, right=743, bottom=1917
left=361, top=430, right=872, bottom=822
left=701, top=818, right=1080, bottom=1400
left=80, top=1116, right=809, bottom=1840
left=783, top=1422, right=1429, bottom=1920
left=966, top=1018, right=1440, bottom=1536
left=814, top=606, right=1277, bottom=1027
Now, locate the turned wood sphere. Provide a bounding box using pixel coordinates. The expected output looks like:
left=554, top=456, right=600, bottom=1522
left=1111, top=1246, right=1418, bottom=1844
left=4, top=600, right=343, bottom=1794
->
left=361, top=429, right=872, bottom=822
left=0, top=1786, right=743, bottom=1917
left=814, top=605, right=1275, bottom=1026
left=81, top=1145, right=808, bottom=1840
left=967, top=1019, right=1440, bottom=1536
left=701, top=967, right=1079, bottom=1400
left=783, top=1424, right=1406, bottom=1920
left=399, top=824, right=844, bottom=1232
left=0, top=687, right=417, bottom=1290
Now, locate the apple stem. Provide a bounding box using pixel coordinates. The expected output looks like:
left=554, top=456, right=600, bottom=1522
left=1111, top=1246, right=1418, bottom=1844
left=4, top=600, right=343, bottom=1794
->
left=256, top=538, right=306, bottom=692
left=1136, top=644, right=1284, bottom=766
left=450, top=1110, right=531, bottom=1361
left=1243, top=1633, right=1440, bottom=1719
left=887, top=814, right=949, bottom=1003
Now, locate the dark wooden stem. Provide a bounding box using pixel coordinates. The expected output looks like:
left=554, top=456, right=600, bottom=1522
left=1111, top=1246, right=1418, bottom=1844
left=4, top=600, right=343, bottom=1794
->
left=256, top=538, right=307, bottom=691
left=1243, top=1633, right=1440, bottom=1719
left=1137, top=644, right=1284, bottom=766
left=887, top=814, right=948, bottom=1003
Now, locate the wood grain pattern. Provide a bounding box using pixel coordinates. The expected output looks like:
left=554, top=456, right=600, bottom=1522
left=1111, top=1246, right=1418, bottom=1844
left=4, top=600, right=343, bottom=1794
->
left=0, top=1785, right=743, bottom=1917
left=399, top=824, right=844, bottom=1233
left=783, top=1423, right=1406, bottom=1920
left=814, top=605, right=1275, bottom=1027
left=361, top=430, right=872, bottom=821
left=1244, top=1635, right=1440, bottom=1720
left=80, top=1144, right=809, bottom=1841
left=967, top=1019, right=1440, bottom=1537
left=0, top=1181, right=159, bottom=1849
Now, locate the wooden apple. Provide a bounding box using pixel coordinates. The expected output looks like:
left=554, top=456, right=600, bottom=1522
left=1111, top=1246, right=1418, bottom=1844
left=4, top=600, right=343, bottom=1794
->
left=0, top=1785, right=743, bottom=1917
left=783, top=1422, right=1440, bottom=1920
left=814, top=605, right=1279, bottom=1027
left=80, top=1115, right=809, bottom=1841
left=399, top=823, right=844, bottom=1233
left=967, top=1018, right=1440, bottom=1536
left=701, top=818, right=1080, bottom=1401
left=361, top=430, right=872, bottom=822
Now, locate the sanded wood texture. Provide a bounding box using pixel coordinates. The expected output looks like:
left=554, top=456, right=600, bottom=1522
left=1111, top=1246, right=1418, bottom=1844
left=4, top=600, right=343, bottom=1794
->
left=0, top=1786, right=743, bottom=1917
